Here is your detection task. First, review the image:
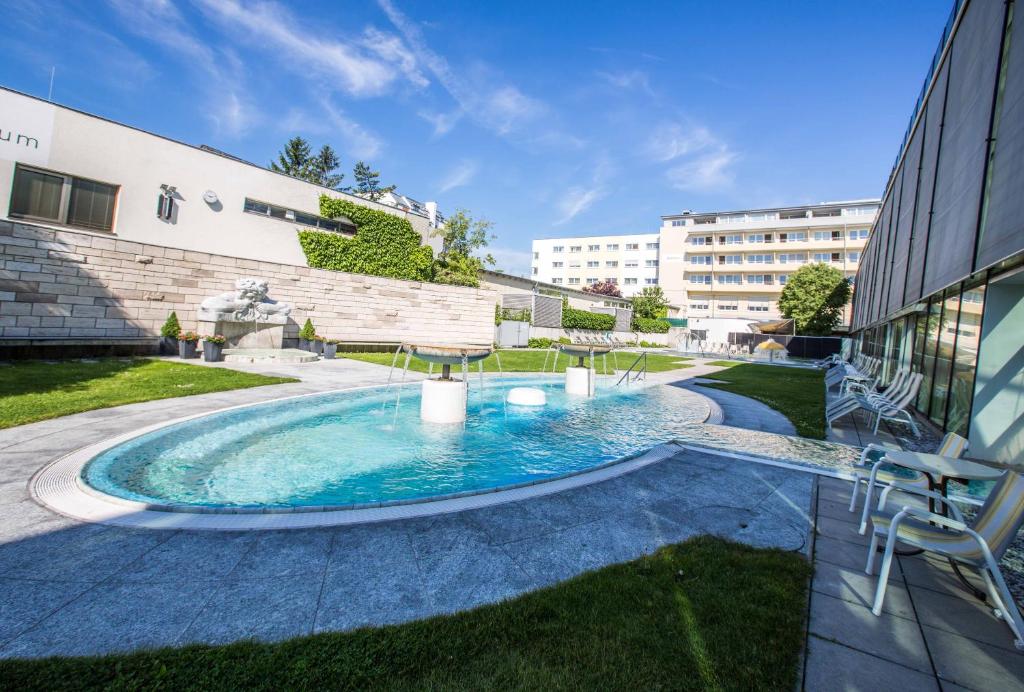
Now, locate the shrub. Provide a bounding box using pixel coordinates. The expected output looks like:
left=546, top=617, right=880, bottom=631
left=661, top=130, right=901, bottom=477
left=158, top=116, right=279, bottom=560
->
left=558, top=337, right=571, bottom=344
left=631, top=286, right=669, bottom=320
left=528, top=337, right=553, bottom=348
left=299, top=196, right=434, bottom=282
left=562, top=306, right=615, bottom=331
left=638, top=340, right=664, bottom=348
left=177, top=331, right=199, bottom=343
left=160, top=312, right=181, bottom=338
left=203, top=334, right=227, bottom=345
left=631, top=317, right=670, bottom=333
left=500, top=308, right=531, bottom=323
left=778, top=263, right=852, bottom=335
left=298, top=319, right=316, bottom=340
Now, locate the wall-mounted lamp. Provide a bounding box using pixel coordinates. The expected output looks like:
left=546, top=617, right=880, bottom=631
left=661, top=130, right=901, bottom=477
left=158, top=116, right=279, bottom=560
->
left=157, top=184, right=176, bottom=221
left=202, top=190, right=219, bottom=205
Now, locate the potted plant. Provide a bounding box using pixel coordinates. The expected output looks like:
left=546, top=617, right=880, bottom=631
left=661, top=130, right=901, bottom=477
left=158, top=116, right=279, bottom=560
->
left=298, top=318, right=316, bottom=351
left=203, top=334, right=227, bottom=362
left=177, top=331, right=200, bottom=359
left=311, top=335, right=325, bottom=355
left=160, top=312, right=181, bottom=355
left=323, top=338, right=339, bottom=359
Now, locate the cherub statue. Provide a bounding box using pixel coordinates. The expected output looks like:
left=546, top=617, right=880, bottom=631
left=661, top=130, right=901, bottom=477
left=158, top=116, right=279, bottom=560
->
left=198, top=278, right=292, bottom=321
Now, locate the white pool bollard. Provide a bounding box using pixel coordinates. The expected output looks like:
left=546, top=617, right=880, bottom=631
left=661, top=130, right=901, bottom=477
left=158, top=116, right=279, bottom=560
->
left=565, top=366, right=595, bottom=397
left=420, top=378, right=468, bottom=423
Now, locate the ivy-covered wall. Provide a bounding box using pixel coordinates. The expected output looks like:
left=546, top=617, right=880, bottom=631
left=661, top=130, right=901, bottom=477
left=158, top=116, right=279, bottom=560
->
left=298, top=196, right=434, bottom=281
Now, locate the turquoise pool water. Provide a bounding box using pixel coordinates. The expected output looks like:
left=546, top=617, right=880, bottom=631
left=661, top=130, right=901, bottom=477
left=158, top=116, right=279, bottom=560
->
left=84, top=378, right=713, bottom=509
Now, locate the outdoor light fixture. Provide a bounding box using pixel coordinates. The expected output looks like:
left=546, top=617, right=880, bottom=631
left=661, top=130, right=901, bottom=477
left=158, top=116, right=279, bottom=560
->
left=202, top=190, right=219, bottom=205
left=157, top=184, right=176, bottom=221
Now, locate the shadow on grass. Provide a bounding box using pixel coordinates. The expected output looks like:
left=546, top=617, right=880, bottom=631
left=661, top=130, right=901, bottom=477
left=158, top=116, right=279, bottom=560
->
left=700, top=363, right=827, bottom=439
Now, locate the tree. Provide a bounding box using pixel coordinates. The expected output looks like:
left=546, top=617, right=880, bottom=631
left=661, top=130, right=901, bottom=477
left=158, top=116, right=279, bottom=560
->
left=431, top=209, right=495, bottom=287
left=778, top=263, right=852, bottom=335
left=583, top=281, right=622, bottom=297
left=270, top=138, right=344, bottom=189
left=631, top=286, right=669, bottom=319
left=351, top=161, right=396, bottom=201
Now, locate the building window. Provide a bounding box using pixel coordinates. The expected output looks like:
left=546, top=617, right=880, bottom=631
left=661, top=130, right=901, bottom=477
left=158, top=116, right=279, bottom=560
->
left=813, top=252, right=843, bottom=263
left=778, top=253, right=806, bottom=264
left=671, top=219, right=686, bottom=226
left=10, top=164, right=118, bottom=232
left=812, top=207, right=842, bottom=217
left=718, top=255, right=742, bottom=265
left=552, top=261, right=564, bottom=268
left=588, top=244, right=600, bottom=251
left=551, top=278, right=563, bottom=284
left=624, top=277, right=638, bottom=285
left=690, top=302, right=709, bottom=310
left=778, top=274, right=788, bottom=284
left=778, top=232, right=807, bottom=243
left=586, top=277, right=598, bottom=284
left=605, top=277, right=617, bottom=283
left=646, top=242, right=659, bottom=250
left=645, top=259, right=659, bottom=267
left=570, top=245, right=581, bottom=253
left=717, top=274, right=742, bottom=284
left=587, top=260, right=599, bottom=268
left=720, top=234, right=742, bottom=244
left=624, top=260, right=639, bottom=268
left=625, top=243, right=639, bottom=250
left=689, top=274, right=712, bottom=285
left=849, top=228, right=870, bottom=240
left=606, top=260, right=618, bottom=267
left=813, top=230, right=843, bottom=241
left=719, top=302, right=739, bottom=311
left=694, top=216, right=716, bottom=224
left=533, top=251, right=539, bottom=259
left=569, top=261, right=581, bottom=268
left=531, top=267, right=538, bottom=275
left=568, top=277, right=580, bottom=285
left=606, top=244, right=619, bottom=251
left=690, top=255, right=712, bottom=265
left=747, top=233, right=773, bottom=243
left=244, top=198, right=355, bottom=234
left=553, top=246, right=564, bottom=252
left=747, top=274, right=774, bottom=285
left=780, top=209, right=808, bottom=220
left=746, top=254, right=773, bottom=264
left=645, top=278, right=657, bottom=285
left=748, top=301, right=769, bottom=312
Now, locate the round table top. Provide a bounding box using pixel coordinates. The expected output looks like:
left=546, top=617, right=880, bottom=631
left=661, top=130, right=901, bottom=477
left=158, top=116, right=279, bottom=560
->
left=882, top=450, right=1004, bottom=481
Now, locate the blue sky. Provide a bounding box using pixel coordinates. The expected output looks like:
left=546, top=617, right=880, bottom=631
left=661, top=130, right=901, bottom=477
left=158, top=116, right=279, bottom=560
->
left=1, top=1, right=951, bottom=275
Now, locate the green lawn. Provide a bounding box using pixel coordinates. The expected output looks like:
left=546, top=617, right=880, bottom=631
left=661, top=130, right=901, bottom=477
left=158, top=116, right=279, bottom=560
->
left=0, top=359, right=297, bottom=429
left=705, top=360, right=743, bottom=368
left=0, top=537, right=810, bottom=691
left=699, top=363, right=826, bottom=438
left=344, top=349, right=693, bottom=375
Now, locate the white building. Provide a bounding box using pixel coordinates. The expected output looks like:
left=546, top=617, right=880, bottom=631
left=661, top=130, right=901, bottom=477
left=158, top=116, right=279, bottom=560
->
left=0, top=87, right=444, bottom=264
left=658, top=201, right=879, bottom=335
left=531, top=233, right=661, bottom=297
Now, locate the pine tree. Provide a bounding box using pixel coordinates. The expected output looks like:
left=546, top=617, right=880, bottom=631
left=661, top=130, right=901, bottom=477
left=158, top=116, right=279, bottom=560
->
left=270, top=137, right=312, bottom=178
left=308, top=145, right=344, bottom=190
left=352, top=161, right=396, bottom=201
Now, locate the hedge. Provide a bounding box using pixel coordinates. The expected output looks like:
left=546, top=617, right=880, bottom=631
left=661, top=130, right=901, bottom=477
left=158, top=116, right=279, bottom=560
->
left=298, top=196, right=434, bottom=281
left=562, top=307, right=615, bottom=331
left=631, top=317, right=671, bottom=333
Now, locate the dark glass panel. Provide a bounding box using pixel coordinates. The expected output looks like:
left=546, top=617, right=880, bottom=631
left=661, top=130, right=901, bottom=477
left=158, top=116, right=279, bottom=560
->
left=10, top=167, right=63, bottom=221
left=947, top=282, right=985, bottom=435
left=67, top=177, right=116, bottom=232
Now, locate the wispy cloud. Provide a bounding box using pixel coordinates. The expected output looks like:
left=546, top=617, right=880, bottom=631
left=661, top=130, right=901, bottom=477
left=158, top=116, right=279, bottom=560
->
left=106, top=0, right=258, bottom=136
left=378, top=0, right=545, bottom=137
left=645, top=120, right=738, bottom=192
left=595, top=69, right=652, bottom=94
left=319, top=99, right=383, bottom=159
left=418, top=109, right=462, bottom=138
left=554, top=156, right=615, bottom=225
left=438, top=160, right=478, bottom=193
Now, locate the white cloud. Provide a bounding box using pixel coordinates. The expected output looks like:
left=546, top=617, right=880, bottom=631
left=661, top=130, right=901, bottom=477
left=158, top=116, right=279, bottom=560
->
left=438, top=160, right=478, bottom=193
left=488, top=246, right=534, bottom=277
left=666, top=149, right=738, bottom=192
left=418, top=109, right=462, bottom=137
left=378, top=0, right=545, bottom=136
left=555, top=187, right=605, bottom=225
left=192, top=0, right=426, bottom=97
left=645, top=122, right=719, bottom=163
left=320, top=100, right=383, bottom=159
left=595, top=69, right=652, bottom=93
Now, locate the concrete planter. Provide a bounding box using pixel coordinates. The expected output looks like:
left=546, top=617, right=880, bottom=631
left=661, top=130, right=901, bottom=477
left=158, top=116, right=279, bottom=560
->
left=311, top=340, right=324, bottom=355
left=203, top=342, right=223, bottom=362
left=159, top=336, right=178, bottom=355
left=178, top=340, right=199, bottom=359
left=322, top=343, right=337, bottom=359
left=298, top=338, right=312, bottom=351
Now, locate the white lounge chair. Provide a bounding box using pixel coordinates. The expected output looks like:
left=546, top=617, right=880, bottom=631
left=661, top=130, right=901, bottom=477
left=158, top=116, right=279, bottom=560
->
left=865, top=470, right=1024, bottom=650
left=849, top=432, right=969, bottom=533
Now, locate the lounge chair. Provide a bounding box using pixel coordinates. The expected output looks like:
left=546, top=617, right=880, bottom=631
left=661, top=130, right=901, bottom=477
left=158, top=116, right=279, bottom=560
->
left=849, top=432, right=969, bottom=533
left=826, top=372, right=922, bottom=435
left=865, top=470, right=1024, bottom=650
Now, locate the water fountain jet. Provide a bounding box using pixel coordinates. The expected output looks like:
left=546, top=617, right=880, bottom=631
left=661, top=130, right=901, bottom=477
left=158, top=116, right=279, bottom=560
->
left=557, top=344, right=611, bottom=397
left=402, top=344, right=492, bottom=423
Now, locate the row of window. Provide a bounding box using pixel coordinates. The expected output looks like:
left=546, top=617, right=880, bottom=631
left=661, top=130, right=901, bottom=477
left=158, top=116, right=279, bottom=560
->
left=242, top=199, right=355, bottom=234
left=688, top=252, right=860, bottom=265
left=548, top=242, right=660, bottom=253
left=548, top=277, right=659, bottom=286
left=687, top=229, right=869, bottom=245
left=687, top=300, right=771, bottom=312
left=668, top=206, right=878, bottom=226
left=550, top=259, right=658, bottom=268
left=689, top=274, right=792, bottom=285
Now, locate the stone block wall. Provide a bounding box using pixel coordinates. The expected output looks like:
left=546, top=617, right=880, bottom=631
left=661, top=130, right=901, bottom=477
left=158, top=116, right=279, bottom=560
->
left=0, top=220, right=496, bottom=346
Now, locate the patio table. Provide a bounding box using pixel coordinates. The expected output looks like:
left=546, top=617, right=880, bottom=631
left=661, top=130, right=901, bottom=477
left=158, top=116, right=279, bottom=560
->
left=881, top=450, right=1004, bottom=599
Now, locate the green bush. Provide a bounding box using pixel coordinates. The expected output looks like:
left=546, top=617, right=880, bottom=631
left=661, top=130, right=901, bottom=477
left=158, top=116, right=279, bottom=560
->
left=160, top=312, right=181, bottom=338
left=299, top=196, right=434, bottom=282
left=638, top=340, right=665, bottom=348
left=558, top=337, right=571, bottom=344
left=631, top=317, right=670, bottom=333
left=298, top=319, right=316, bottom=340
left=562, top=306, right=615, bottom=331
left=528, top=337, right=554, bottom=348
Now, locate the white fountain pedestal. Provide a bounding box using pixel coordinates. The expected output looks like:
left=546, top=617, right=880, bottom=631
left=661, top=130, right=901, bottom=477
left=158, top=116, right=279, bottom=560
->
left=565, top=366, right=595, bottom=397
left=421, top=378, right=468, bottom=423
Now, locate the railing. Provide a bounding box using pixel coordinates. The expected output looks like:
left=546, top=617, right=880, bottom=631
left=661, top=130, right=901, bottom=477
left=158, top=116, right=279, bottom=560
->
left=616, top=352, right=647, bottom=386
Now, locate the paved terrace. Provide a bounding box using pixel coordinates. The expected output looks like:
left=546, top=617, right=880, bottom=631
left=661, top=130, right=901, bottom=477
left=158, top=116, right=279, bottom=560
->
left=0, top=355, right=1020, bottom=690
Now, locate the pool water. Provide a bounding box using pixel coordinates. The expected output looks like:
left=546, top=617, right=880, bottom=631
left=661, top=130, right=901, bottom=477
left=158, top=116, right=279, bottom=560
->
left=83, top=378, right=711, bottom=509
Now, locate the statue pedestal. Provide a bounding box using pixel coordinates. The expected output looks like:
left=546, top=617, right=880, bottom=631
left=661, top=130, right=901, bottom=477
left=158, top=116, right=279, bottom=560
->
left=197, top=311, right=287, bottom=350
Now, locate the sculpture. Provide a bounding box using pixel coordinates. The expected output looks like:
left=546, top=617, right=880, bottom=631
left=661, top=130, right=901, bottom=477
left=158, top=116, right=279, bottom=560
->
left=198, top=278, right=292, bottom=322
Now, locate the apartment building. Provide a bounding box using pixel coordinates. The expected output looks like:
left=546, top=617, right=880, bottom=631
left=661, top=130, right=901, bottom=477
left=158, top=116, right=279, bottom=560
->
left=531, top=233, right=661, bottom=297
left=658, top=201, right=879, bottom=325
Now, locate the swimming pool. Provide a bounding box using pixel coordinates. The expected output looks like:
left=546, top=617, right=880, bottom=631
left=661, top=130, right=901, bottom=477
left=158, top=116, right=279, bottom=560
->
left=82, top=378, right=711, bottom=510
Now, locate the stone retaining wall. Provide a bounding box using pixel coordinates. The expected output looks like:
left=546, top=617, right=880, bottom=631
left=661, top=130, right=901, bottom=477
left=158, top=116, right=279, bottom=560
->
left=0, top=220, right=496, bottom=346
